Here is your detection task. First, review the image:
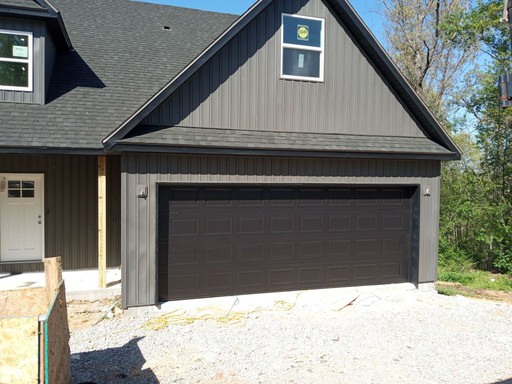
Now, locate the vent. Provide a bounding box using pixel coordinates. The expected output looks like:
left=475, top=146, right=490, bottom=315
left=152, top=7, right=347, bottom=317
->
left=162, top=26, right=172, bottom=31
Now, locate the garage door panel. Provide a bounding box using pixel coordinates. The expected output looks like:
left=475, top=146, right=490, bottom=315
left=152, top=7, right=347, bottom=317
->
left=239, top=216, right=264, bottom=234
left=205, top=272, right=233, bottom=292
left=299, top=267, right=324, bottom=284
left=356, top=215, right=378, bottom=231
left=380, top=263, right=403, bottom=278
left=270, top=216, right=294, bottom=232
left=299, top=216, right=323, bottom=232
left=158, top=186, right=414, bottom=301
left=383, top=215, right=405, bottom=230
left=354, top=264, right=378, bottom=280
left=169, top=245, right=199, bottom=265
left=328, top=216, right=351, bottom=232
left=205, top=245, right=233, bottom=264
left=238, top=243, right=265, bottom=262
left=237, top=270, right=265, bottom=290
left=170, top=218, right=200, bottom=236
left=269, top=269, right=294, bottom=287
left=328, top=240, right=351, bottom=257
left=327, top=265, right=352, bottom=282
left=299, top=241, right=323, bottom=259
left=270, top=242, right=294, bottom=260
left=206, top=217, right=233, bottom=235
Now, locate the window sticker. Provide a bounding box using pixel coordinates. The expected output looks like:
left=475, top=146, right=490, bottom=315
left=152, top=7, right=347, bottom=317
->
left=298, top=53, right=305, bottom=68
left=297, top=25, right=309, bottom=41
left=12, top=45, right=28, bottom=58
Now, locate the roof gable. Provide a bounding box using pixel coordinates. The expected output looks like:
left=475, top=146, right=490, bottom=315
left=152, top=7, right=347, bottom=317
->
left=107, top=0, right=460, bottom=160
left=0, top=0, right=71, bottom=49
left=0, top=0, right=237, bottom=152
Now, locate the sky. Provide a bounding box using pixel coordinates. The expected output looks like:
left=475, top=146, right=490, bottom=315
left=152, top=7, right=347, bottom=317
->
left=136, top=0, right=385, bottom=44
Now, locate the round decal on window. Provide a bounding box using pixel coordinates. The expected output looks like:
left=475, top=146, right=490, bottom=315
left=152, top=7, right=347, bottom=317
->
left=297, top=25, right=309, bottom=41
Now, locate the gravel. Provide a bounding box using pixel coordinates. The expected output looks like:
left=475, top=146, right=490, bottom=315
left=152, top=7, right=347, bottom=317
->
left=69, top=284, right=512, bottom=384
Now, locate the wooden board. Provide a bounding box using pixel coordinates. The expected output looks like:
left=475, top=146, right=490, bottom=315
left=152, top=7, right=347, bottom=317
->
left=0, top=317, right=39, bottom=384
left=43, top=257, right=62, bottom=303
left=44, top=282, right=71, bottom=384
left=0, top=287, right=47, bottom=317
left=98, top=156, right=107, bottom=289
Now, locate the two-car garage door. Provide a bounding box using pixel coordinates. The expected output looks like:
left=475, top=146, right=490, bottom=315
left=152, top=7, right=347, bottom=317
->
left=158, top=186, right=415, bottom=301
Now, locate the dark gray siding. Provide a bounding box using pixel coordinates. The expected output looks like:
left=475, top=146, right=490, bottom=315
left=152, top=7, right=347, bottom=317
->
left=121, top=154, right=441, bottom=307
left=0, top=154, right=121, bottom=273
left=0, top=17, right=46, bottom=104
left=44, top=24, right=56, bottom=97
left=142, top=0, right=424, bottom=138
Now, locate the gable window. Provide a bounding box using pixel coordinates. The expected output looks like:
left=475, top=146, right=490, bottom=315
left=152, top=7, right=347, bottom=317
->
left=281, top=14, right=324, bottom=82
left=0, top=30, right=33, bottom=91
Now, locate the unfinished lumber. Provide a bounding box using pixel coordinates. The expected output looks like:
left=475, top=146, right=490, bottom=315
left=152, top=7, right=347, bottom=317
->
left=0, top=317, right=39, bottom=384
left=44, top=283, right=71, bottom=384
left=0, top=287, right=47, bottom=317
left=44, top=256, right=63, bottom=303
left=98, top=156, right=107, bottom=289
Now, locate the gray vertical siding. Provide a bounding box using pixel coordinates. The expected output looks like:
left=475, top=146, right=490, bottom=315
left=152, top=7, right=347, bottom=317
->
left=121, top=154, right=441, bottom=308
left=142, top=0, right=424, bottom=138
left=0, top=17, right=46, bottom=104
left=0, top=154, right=121, bottom=273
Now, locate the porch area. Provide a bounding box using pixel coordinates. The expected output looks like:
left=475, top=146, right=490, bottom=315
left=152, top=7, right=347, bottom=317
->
left=0, top=268, right=121, bottom=301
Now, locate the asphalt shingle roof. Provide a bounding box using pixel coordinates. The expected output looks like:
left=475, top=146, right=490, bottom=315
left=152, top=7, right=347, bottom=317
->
left=0, top=0, right=237, bottom=151
left=119, top=125, right=454, bottom=158
left=0, top=0, right=43, bottom=10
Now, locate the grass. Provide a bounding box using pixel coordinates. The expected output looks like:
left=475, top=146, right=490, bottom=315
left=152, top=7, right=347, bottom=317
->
left=437, top=266, right=512, bottom=301
left=438, top=267, right=512, bottom=292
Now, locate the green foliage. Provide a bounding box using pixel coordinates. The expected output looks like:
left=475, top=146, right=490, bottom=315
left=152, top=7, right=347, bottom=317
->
left=435, top=0, right=512, bottom=276
left=382, top=0, right=512, bottom=275
left=438, top=266, right=512, bottom=291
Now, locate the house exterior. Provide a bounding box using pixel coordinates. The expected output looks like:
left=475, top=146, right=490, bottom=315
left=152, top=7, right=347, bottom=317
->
left=0, top=0, right=460, bottom=308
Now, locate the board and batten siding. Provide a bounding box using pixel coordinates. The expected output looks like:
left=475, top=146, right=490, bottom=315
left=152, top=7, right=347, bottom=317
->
left=122, top=154, right=441, bottom=308
left=0, top=17, right=48, bottom=105
left=142, top=0, right=425, bottom=138
left=0, top=154, right=121, bottom=273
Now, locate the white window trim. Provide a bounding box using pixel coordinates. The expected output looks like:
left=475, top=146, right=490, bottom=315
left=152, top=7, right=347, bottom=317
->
left=0, top=29, right=33, bottom=92
left=281, top=14, right=325, bottom=82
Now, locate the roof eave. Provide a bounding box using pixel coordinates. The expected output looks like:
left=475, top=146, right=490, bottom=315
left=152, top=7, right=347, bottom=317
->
left=0, top=2, right=72, bottom=50
left=0, top=146, right=104, bottom=155
left=111, top=142, right=460, bottom=161
left=324, top=0, right=461, bottom=157
left=102, top=0, right=273, bottom=149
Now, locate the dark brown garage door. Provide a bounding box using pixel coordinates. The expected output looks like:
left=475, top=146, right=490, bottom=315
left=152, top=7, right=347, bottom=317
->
left=158, top=186, right=415, bottom=301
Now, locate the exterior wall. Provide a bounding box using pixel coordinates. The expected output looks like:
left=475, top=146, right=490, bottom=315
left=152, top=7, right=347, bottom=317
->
left=142, top=0, right=425, bottom=138
left=121, top=154, right=441, bottom=307
left=0, top=154, right=121, bottom=273
left=44, top=24, right=56, bottom=97
left=0, top=17, right=48, bottom=105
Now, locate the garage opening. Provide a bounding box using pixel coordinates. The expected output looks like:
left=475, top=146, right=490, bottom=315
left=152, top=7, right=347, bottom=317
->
left=158, top=186, right=418, bottom=301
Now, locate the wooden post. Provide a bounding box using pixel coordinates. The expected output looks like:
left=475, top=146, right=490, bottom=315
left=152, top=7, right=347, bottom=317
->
left=98, top=156, right=107, bottom=289
left=43, top=256, right=62, bottom=303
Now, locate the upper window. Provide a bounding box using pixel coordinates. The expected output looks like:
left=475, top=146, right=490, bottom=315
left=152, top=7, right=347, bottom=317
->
left=281, top=14, right=324, bottom=82
left=0, top=30, right=33, bottom=91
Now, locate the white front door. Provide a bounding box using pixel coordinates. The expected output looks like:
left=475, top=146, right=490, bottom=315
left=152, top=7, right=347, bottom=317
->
left=0, top=174, right=44, bottom=262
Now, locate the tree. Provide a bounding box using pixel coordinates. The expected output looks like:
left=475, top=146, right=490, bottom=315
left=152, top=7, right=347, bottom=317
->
left=380, top=0, right=478, bottom=123
left=381, top=0, right=512, bottom=274
left=440, top=0, right=512, bottom=273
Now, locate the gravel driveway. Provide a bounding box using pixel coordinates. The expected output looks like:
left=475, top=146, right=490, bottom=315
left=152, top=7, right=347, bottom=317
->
left=70, top=284, right=512, bottom=384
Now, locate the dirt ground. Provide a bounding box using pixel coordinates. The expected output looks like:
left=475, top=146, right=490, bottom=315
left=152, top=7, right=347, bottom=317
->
left=67, top=296, right=122, bottom=332
left=65, top=287, right=512, bottom=332
left=436, top=282, right=512, bottom=304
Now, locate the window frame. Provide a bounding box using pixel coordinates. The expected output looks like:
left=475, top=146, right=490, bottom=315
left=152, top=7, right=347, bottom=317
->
left=0, top=29, right=33, bottom=92
left=280, top=14, right=325, bottom=82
